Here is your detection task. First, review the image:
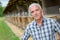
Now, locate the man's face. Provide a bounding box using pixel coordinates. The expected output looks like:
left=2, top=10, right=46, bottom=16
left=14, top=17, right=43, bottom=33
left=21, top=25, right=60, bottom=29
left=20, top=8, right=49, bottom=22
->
left=30, top=5, right=42, bottom=20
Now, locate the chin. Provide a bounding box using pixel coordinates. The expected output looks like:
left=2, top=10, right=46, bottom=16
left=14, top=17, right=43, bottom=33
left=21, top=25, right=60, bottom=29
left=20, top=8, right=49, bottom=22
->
left=35, top=18, right=40, bottom=20
left=34, top=16, right=41, bottom=20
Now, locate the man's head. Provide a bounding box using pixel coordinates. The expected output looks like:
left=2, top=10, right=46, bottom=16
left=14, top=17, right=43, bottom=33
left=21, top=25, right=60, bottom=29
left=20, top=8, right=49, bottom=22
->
left=28, top=3, right=43, bottom=20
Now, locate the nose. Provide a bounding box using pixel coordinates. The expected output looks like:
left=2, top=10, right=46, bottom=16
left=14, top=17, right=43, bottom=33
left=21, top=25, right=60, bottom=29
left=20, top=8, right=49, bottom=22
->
left=35, top=13, right=38, bottom=15
left=34, top=11, right=37, bottom=15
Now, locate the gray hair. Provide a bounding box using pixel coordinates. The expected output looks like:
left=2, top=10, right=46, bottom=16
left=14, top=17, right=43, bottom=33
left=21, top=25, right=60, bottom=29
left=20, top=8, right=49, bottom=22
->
left=28, top=3, right=42, bottom=14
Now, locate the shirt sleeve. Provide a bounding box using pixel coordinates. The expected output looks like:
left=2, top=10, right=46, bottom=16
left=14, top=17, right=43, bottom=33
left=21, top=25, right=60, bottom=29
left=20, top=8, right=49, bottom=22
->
left=21, top=25, right=30, bottom=40
left=54, top=20, right=60, bottom=35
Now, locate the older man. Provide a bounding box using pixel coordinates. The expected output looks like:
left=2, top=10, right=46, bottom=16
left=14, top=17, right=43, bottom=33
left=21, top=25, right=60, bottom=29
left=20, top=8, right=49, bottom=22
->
left=21, top=3, right=60, bottom=40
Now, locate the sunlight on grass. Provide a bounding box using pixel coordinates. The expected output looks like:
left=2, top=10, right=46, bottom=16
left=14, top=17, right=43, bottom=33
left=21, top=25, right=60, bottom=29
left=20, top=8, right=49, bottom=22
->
left=0, top=17, right=19, bottom=40
left=0, top=17, right=5, bottom=22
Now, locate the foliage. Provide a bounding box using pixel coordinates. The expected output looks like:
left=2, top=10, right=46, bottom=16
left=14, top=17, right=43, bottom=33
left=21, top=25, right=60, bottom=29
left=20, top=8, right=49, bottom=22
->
left=0, top=2, right=4, bottom=17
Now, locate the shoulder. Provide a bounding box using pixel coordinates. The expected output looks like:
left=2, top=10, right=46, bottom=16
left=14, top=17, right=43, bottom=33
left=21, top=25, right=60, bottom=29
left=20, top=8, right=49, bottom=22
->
left=44, top=17, right=56, bottom=23
left=25, top=20, right=35, bottom=29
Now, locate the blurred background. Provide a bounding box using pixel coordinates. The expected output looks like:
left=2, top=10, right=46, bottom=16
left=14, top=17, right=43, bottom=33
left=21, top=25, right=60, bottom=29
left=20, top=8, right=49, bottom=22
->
left=0, top=0, right=60, bottom=40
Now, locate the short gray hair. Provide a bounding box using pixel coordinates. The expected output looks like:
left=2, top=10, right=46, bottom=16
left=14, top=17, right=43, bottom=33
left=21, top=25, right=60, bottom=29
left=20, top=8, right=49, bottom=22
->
left=28, top=3, right=42, bottom=14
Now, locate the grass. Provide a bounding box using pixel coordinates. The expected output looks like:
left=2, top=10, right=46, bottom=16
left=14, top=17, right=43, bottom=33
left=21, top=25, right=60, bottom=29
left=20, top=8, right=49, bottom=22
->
left=0, top=17, right=19, bottom=40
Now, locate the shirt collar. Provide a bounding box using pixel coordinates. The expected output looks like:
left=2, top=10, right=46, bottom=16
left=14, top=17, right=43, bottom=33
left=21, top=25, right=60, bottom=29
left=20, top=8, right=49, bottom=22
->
left=33, top=17, right=45, bottom=26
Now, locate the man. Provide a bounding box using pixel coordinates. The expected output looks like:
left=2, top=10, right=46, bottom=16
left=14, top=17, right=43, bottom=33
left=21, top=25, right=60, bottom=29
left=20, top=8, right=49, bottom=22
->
left=21, top=3, right=60, bottom=40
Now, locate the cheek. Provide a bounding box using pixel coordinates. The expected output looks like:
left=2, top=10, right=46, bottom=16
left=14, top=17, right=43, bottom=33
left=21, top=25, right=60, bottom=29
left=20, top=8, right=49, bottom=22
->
left=31, top=12, right=35, bottom=16
left=38, top=11, right=42, bottom=15
left=38, top=10, right=42, bottom=13
left=31, top=13, right=34, bottom=17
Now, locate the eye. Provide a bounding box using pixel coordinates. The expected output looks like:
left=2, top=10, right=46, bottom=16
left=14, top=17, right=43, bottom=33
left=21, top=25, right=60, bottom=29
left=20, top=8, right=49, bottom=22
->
left=36, top=9, right=39, bottom=11
left=31, top=11, right=34, bottom=13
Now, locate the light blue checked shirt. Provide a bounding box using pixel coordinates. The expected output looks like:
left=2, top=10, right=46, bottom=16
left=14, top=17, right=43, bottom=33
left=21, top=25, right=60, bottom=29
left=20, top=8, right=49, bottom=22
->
left=21, top=17, right=60, bottom=40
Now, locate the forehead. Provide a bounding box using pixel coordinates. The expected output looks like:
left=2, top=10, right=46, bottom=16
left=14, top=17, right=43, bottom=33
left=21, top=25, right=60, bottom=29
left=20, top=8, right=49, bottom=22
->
left=29, top=5, right=40, bottom=11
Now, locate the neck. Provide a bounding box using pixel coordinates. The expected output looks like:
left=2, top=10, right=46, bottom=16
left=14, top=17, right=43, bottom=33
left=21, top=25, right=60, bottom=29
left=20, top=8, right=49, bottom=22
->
left=35, top=17, right=42, bottom=26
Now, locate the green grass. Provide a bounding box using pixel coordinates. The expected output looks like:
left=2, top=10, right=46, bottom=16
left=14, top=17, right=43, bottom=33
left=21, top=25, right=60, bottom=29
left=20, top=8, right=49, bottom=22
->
left=0, top=17, right=19, bottom=40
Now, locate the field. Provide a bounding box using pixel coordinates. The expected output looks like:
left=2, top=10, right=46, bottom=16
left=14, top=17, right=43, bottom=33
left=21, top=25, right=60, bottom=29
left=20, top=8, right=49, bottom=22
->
left=0, top=17, right=19, bottom=40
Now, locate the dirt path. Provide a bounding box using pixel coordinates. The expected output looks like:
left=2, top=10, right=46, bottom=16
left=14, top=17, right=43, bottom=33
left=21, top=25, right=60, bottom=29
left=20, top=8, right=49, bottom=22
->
left=5, top=21, right=32, bottom=40
left=5, top=21, right=24, bottom=37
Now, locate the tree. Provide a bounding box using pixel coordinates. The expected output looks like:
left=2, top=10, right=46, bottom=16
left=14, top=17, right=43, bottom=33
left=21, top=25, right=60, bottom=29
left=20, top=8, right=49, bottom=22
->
left=0, top=2, right=1, bottom=6
left=0, top=2, right=4, bottom=17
